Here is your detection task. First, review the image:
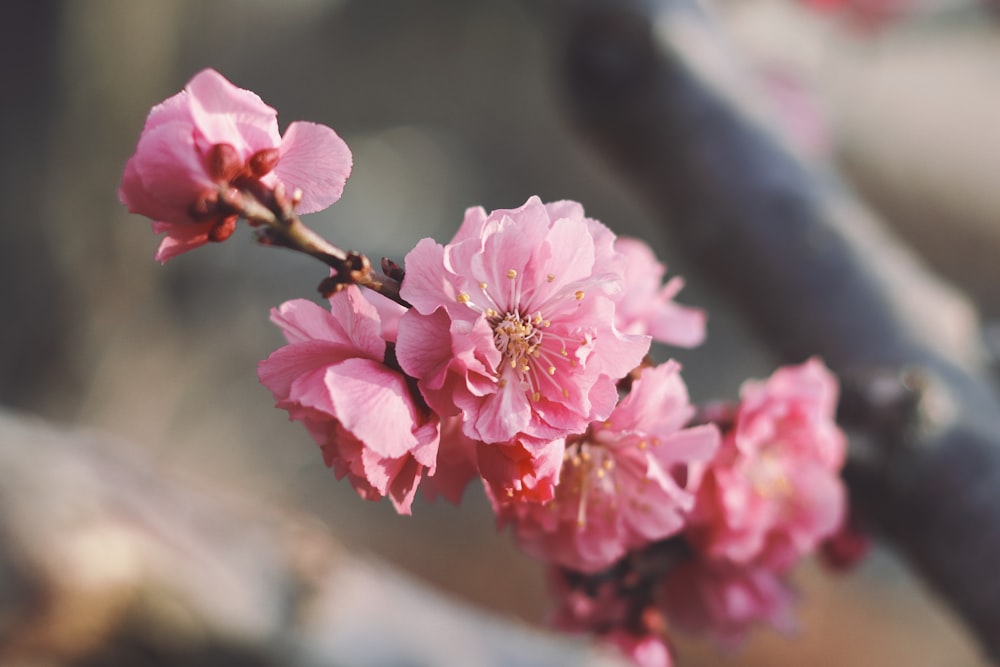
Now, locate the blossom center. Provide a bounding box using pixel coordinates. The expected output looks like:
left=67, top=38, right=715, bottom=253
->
left=749, top=449, right=792, bottom=499
left=491, top=311, right=544, bottom=376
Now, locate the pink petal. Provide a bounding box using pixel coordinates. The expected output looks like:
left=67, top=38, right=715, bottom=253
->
left=151, top=219, right=216, bottom=263
left=133, top=120, right=213, bottom=217
left=399, top=238, right=459, bottom=315
left=472, top=381, right=532, bottom=443
left=185, top=69, right=280, bottom=153
left=275, top=121, right=353, bottom=214
left=325, top=358, right=421, bottom=459
left=257, top=340, right=346, bottom=403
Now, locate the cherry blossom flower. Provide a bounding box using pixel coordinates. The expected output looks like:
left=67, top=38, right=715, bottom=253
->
left=659, top=558, right=797, bottom=646
left=497, top=362, right=719, bottom=573
left=688, top=358, right=847, bottom=569
left=613, top=237, right=706, bottom=349
left=257, top=286, right=437, bottom=514
left=120, top=68, right=352, bottom=262
left=395, top=196, right=650, bottom=445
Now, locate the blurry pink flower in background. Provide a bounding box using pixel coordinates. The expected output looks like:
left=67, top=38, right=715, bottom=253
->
left=613, top=237, right=706, bottom=349
left=119, top=68, right=352, bottom=262
left=659, top=558, right=797, bottom=646
left=258, top=286, right=438, bottom=514
left=687, top=358, right=847, bottom=569
left=498, top=362, right=719, bottom=573
left=605, top=631, right=673, bottom=667
left=800, top=0, right=910, bottom=31
left=396, top=196, right=649, bottom=445
left=548, top=568, right=673, bottom=667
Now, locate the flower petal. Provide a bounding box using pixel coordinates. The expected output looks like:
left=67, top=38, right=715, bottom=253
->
left=275, top=121, right=353, bottom=214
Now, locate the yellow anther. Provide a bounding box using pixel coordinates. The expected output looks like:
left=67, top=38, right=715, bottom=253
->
left=548, top=366, right=556, bottom=375
left=547, top=273, right=555, bottom=282
left=522, top=365, right=531, bottom=373
left=637, top=440, right=648, bottom=450
left=596, top=468, right=606, bottom=479
left=479, top=282, right=488, bottom=290
left=486, top=308, right=497, bottom=317
left=562, top=388, right=570, bottom=398
left=575, top=290, right=585, bottom=301
left=507, top=268, right=517, bottom=279
left=532, top=392, right=541, bottom=402
left=457, top=292, right=470, bottom=304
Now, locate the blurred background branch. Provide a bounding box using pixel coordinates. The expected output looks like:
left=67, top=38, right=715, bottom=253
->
left=545, top=0, right=1000, bottom=660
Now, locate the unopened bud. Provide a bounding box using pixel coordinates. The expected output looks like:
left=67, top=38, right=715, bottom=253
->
left=248, top=147, right=280, bottom=177
left=209, top=214, right=238, bottom=242
left=205, top=143, right=243, bottom=182
left=189, top=189, right=219, bottom=220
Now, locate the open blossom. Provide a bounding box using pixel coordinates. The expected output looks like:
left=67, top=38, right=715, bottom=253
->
left=659, top=558, right=797, bottom=646
left=613, top=237, right=706, bottom=349
left=498, top=362, right=719, bottom=573
left=395, top=196, right=649, bottom=445
left=257, top=286, right=438, bottom=514
left=120, top=68, right=352, bottom=262
left=688, top=358, right=847, bottom=569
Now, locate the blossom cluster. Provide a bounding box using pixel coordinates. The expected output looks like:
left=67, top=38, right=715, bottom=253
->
left=120, top=70, right=856, bottom=667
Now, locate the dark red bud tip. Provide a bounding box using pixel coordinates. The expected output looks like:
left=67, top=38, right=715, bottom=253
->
left=820, top=526, right=870, bottom=572
left=209, top=215, right=238, bottom=243
left=189, top=189, right=219, bottom=220
left=381, top=257, right=406, bottom=281
left=248, top=147, right=280, bottom=177
left=205, top=143, right=243, bottom=182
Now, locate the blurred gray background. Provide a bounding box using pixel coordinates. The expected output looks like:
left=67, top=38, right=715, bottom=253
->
left=2, top=0, right=998, bottom=664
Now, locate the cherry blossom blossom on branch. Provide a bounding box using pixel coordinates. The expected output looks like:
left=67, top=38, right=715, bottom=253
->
left=119, top=67, right=853, bottom=667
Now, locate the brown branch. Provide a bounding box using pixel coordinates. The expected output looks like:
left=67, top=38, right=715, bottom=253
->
left=544, top=0, right=1000, bottom=661
left=223, top=183, right=407, bottom=306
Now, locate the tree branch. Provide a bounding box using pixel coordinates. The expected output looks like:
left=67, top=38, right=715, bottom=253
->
left=545, top=0, right=1000, bottom=661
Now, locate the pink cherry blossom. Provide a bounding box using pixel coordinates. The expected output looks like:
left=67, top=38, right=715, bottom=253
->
left=688, top=358, right=847, bottom=569
left=257, top=286, right=437, bottom=515
left=613, top=237, right=706, bottom=348
left=659, top=558, right=797, bottom=646
left=395, top=196, right=650, bottom=445
left=497, top=362, right=719, bottom=573
left=120, top=68, right=352, bottom=262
